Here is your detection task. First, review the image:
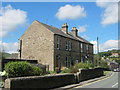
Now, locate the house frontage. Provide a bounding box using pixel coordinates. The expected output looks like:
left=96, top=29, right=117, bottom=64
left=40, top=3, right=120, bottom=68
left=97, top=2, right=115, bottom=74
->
left=18, top=20, right=93, bottom=72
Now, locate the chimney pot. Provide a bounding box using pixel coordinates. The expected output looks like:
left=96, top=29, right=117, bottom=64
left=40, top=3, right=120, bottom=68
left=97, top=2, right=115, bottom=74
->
left=62, top=23, right=68, bottom=34
left=72, top=27, right=78, bottom=37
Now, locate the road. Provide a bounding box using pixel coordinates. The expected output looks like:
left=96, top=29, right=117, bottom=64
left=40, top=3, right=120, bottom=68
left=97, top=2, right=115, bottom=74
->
left=73, top=72, right=118, bottom=89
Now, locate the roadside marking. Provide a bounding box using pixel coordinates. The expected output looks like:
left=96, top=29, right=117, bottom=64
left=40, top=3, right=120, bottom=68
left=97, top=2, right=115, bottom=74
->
left=112, top=83, right=118, bottom=87
left=74, top=72, right=114, bottom=88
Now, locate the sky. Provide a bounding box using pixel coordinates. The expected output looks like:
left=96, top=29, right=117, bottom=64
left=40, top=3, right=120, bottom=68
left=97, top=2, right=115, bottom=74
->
left=0, top=1, right=119, bottom=53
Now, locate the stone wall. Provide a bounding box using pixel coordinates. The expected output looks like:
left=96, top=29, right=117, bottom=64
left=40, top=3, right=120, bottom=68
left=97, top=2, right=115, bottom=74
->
left=5, top=73, right=76, bottom=89
left=76, top=68, right=104, bottom=82
left=54, top=34, right=93, bottom=71
left=5, top=68, right=103, bottom=89
left=19, top=20, right=54, bottom=71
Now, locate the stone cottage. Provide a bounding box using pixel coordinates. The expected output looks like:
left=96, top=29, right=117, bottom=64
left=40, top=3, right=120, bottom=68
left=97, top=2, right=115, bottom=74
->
left=18, top=20, right=93, bottom=71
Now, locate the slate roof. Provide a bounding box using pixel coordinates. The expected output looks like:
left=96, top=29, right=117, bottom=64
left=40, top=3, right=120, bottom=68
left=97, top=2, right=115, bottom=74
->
left=37, top=20, right=92, bottom=45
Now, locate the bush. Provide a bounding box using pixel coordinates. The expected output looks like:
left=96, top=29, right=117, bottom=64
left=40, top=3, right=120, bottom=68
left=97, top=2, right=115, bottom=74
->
left=61, top=67, right=79, bottom=73
left=49, top=71, right=57, bottom=74
left=32, top=66, right=43, bottom=76
left=75, top=62, right=94, bottom=69
left=75, top=62, right=89, bottom=69
left=69, top=66, right=79, bottom=73
left=61, top=68, right=71, bottom=73
left=5, top=61, right=43, bottom=77
left=61, top=62, right=95, bottom=73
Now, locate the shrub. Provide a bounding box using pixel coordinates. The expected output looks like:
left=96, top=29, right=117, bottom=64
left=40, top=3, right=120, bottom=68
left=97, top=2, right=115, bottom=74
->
left=75, top=62, right=89, bottom=69
left=49, top=71, right=57, bottom=74
left=32, top=66, right=43, bottom=76
left=69, top=66, right=79, bottom=73
left=61, top=68, right=71, bottom=73
left=61, top=67, right=79, bottom=73
left=5, top=61, right=42, bottom=77
left=75, top=62, right=95, bottom=69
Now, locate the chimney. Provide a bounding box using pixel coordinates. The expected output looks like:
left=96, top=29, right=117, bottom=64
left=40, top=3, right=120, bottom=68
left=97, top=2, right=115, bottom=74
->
left=72, top=27, right=78, bottom=37
left=62, top=23, right=68, bottom=34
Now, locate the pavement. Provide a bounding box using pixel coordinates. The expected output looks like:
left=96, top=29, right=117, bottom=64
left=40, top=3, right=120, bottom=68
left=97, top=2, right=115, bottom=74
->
left=52, top=72, right=113, bottom=90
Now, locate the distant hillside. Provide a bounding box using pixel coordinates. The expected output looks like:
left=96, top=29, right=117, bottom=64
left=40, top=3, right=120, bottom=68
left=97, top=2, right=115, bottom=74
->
left=98, top=49, right=119, bottom=57
left=0, top=52, right=11, bottom=59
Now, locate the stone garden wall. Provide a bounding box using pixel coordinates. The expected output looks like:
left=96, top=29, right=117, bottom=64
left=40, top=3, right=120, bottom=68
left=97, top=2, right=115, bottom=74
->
left=5, top=68, right=103, bottom=89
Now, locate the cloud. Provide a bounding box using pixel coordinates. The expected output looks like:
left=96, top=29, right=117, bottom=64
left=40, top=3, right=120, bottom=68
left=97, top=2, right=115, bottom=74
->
left=55, top=4, right=86, bottom=20
left=0, top=5, right=27, bottom=37
left=96, top=0, right=118, bottom=26
left=78, top=25, right=87, bottom=33
left=90, top=40, right=98, bottom=54
left=0, top=41, right=18, bottom=54
left=100, top=40, right=118, bottom=51
left=90, top=39, right=118, bottom=53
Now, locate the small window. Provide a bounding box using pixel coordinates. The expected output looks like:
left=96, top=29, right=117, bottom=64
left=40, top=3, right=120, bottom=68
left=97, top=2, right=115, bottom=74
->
left=65, top=41, right=69, bottom=50
left=81, top=43, right=83, bottom=52
left=65, top=57, right=69, bottom=67
left=57, top=38, right=60, bottom=49
left=86, top=45, right=89, bottom=52
left=65, top=56, right=72, bottom=67
left=69, top=41, right=72, bottom=51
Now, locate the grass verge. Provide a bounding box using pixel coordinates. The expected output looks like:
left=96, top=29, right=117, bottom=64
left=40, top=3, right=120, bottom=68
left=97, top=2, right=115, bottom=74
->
left=104, top=71, right=111, bottom=75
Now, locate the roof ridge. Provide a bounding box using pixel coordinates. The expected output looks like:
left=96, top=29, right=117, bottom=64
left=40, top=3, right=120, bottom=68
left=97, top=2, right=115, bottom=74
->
left=36, top=20, right=61, bottom=30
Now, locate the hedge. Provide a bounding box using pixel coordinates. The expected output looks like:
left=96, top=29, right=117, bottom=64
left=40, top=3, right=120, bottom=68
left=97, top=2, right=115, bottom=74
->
left=4, top=61, right=43, bottom=77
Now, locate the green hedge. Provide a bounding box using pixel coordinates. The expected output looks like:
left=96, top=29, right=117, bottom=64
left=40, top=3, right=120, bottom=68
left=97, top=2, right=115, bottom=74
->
left=4, top=61, right=43, bottom=77
left=61, top=67, right=79, bottom=73
left=75, top=62, right=94, bottom=69
left=61, top=62, right=95, bottom=73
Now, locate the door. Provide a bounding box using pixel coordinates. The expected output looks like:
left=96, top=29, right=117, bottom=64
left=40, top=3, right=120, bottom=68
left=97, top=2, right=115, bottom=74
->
left=56, top=55, right=61, bottom=73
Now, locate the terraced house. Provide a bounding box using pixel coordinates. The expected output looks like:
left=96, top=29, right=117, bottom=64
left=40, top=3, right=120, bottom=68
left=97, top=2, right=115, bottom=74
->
left=18, top=20, right=93, bottom=72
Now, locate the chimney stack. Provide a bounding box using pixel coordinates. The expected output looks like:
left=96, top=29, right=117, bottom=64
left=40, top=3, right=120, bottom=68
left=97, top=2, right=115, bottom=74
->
left=62, top=23, right=68, bottom=34
left=72, top=27, right=78, bottom=37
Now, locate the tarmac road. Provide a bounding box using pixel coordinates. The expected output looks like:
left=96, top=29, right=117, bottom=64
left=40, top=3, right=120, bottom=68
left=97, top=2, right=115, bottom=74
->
left=73, top=72, right=118, bottom=89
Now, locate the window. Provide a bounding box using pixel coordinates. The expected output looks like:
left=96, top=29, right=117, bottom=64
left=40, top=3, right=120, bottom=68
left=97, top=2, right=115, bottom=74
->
left=65, top=57, right=69, bottom=67
left=81, top=43, right=83, bottom=52
left=65, top=56, right=72, bottom=67
left=86, top=45, right=89, bottom=50
left=57, top=38, right=60, bottom=49
left=69, top=56, right=72, bottom=67
left=69, top=41, right=72, bottom=51
left=86, top=45, right=89, bottom=53
left=65, top=41, right=69, bottom=50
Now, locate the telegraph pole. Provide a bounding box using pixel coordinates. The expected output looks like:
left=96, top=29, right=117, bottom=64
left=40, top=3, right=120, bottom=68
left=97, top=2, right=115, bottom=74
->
left=97, top=37, right=99, bottom=65
left=97, top=37, right=99, bottom=54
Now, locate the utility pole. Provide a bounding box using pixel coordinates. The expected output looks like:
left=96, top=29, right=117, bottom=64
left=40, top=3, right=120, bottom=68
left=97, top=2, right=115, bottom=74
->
left=97, top=37, right=99, bottom=65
